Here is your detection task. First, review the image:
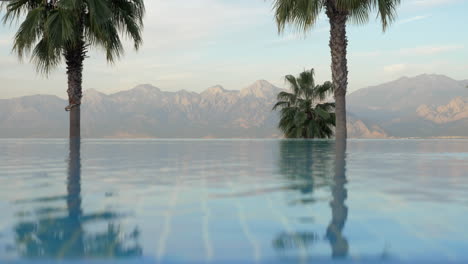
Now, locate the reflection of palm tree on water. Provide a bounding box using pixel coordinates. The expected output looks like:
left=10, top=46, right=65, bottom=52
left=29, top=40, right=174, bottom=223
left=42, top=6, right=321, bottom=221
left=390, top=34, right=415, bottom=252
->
left=277, top=140, right=334, bottom=202
left=274, top=140, right=348, bottom=259
left=326, top=139, right=348, bottom=258
left=14, top=139, right=142, bottom=258
left=65, top=138, right=85, bottom=256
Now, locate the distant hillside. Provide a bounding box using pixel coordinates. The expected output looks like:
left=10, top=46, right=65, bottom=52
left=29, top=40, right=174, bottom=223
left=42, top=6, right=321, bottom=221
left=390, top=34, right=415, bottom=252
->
left=461, top=79, right=468, bottom=87
left=348, top=74, right=466, bottom=112
left=0, top=95, right=66, bottom=138
left=347, top=74, right=468, bottom=138
left=1, top=74, right=467, bottom=138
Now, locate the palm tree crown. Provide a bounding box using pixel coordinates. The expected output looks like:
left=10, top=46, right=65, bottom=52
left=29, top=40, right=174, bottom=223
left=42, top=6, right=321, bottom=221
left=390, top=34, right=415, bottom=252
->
left=273, top=0, right=400, bottom=33
left=4, top=0, right=144, bottom=72
left=273, top=69, right=335, bottom=138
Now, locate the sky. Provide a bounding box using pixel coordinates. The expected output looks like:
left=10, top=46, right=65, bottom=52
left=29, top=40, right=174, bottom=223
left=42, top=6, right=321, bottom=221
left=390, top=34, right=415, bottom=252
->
left=0, top=0, right=467, bottom=99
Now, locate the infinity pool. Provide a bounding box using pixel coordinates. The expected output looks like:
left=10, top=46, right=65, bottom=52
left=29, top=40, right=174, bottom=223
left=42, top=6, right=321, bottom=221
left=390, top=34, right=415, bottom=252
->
left=0, top=139, right=467, bottom=264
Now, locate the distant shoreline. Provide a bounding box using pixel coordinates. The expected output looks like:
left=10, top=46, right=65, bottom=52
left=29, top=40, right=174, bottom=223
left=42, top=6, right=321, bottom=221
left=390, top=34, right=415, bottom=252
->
left=1, top=137, right=468, bottom=140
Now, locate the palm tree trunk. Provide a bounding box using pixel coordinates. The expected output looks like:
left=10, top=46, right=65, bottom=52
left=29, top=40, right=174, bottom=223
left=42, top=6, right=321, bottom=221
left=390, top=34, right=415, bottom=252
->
left=65, top=40, right=85, bottom=139
left=327, top=3, right=348, bottom=140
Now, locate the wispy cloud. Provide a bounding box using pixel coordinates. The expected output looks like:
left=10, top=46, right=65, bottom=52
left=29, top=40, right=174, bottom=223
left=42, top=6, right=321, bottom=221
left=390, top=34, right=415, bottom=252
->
left=270, top=27, right=328, bottom=44
left=351, top=50, right=383, bottom=58
left=397, top=15, right=431, bottom=25
left=271, top=33, right=304, bottom=44
left=399, top=44, right=464, bottom=55
left=410, top=0, right=461, bottom=7
left=352, top=44, right=464, bottom=59
left=384, top=64, right=408, bottom=74
left=139, top=0, right=268, bottom=51
left=0, top=34, right=13, bottom=47
left=382, top=60, right=458, bottom=77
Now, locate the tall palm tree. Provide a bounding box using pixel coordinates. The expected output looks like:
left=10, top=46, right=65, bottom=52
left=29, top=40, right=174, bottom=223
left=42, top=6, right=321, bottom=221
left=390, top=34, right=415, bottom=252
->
left=273, top=69, right=335, bottom=138
left=2, top=0, right=145, bottom=138
left=273, top=0, right=401, bottom=140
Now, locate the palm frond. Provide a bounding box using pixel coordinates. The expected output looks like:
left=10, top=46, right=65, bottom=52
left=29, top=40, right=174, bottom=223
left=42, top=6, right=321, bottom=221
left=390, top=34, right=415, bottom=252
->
left=336, top=0, right=400, bottom=31
left=110, top=0, right=145, bottom=49
left=2, top=0, right=42, bottom=24
left=12, top=6, right=45, bottom=60
left=316, top=102, right=335, bottom=111
left=314, top=107, right=330, bottom=120
left=273, top=0, right=325, bottom=33
left=272, top=100, right=290, bottom=111
left=297, top=69, right=315, bottom=99
left=45, top=8, right=76, bottom=47
left=371, top=0, right=401, bottom=31
left=277, top=91, right=295, bottom=101
left=31, top=38, right=63, bottom=74
left=285, top=74, right=301, bottom=97
left=85, top=0, right=113, bottom=36
left=314, top=81, right=334, bottom=101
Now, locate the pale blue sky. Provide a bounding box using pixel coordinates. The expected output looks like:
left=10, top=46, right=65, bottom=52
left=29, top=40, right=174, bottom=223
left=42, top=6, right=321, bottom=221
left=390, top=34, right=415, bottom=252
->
left=0, top=0, right=467, bottom=99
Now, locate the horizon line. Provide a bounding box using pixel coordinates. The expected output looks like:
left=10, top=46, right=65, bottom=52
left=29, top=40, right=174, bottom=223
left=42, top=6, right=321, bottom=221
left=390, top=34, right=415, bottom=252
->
left=0, top=73, right=466, bottom=100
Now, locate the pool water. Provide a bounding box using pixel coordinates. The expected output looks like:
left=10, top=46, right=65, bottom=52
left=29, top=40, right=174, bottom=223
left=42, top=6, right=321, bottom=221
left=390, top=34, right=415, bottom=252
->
left=0, top=139, right=467, bottom=264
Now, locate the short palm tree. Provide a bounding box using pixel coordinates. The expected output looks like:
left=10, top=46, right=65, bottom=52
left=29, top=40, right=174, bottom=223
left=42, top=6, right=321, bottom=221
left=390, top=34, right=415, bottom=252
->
left=3, top=0, right=145, bottom=138
left=273, top=0, right=401, bottom=140
left=273, top=69, right=335, bottom=138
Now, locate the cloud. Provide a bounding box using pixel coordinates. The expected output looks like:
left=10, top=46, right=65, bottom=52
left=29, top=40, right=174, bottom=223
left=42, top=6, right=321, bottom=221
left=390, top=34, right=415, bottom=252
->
left=350, top=44, right=465, bottom=58
left=397, top=15, right=431, bottom=25
left=351, top=50, right=383, bottom=58
left=410, top=0, right=461, bottom=7
left=0, top=34, right=13, bottom=47
left=382, top=61, right=461, bottom=78
left=138, top=0, right=268, bottom=50
left=271, top=33, right=304, bottom=44
left=352, top=44, right=463, bottom=59
left=384, top=64, right=408, bottom=74
left=399, top=45, right=464, bottom=55
left=277, top=33, right=303, bottom=42
left=269, top=26, right=328, bottom=45
left=0, top=39, right=8, bottom=46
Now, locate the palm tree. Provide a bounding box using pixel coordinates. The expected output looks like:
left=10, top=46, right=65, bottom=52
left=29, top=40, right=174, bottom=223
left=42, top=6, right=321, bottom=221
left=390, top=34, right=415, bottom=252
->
left=273, top=69, right=335, bottom=138
left=273, top=0, right=401, bottom=140
left=2, top=0, right=145, bottom=138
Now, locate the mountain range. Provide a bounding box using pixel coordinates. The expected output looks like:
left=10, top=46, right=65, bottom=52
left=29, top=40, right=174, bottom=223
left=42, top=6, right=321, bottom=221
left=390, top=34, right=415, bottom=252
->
left=0, top=74, right=467, bottom=138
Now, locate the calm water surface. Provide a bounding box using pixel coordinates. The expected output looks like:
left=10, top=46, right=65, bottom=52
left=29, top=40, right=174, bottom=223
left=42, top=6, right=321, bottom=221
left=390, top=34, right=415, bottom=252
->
left=0, top=139, right=467, bottom=264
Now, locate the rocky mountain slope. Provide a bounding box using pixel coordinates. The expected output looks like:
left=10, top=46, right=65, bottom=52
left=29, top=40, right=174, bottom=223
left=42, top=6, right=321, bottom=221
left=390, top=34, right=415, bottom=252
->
left=348, top=74, right=466, bottom=112
left=80, top=80, right=286, bottom=138
left=347, top=74, right=468, bottom=138
left=416, top=97, right=468, bottom=124
left=347, top=114, right=388, bottom=139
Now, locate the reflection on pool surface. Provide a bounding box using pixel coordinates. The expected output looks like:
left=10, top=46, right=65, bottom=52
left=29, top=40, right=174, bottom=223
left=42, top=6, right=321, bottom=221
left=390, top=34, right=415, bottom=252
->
left=0, top=139, right=467, bottom=264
